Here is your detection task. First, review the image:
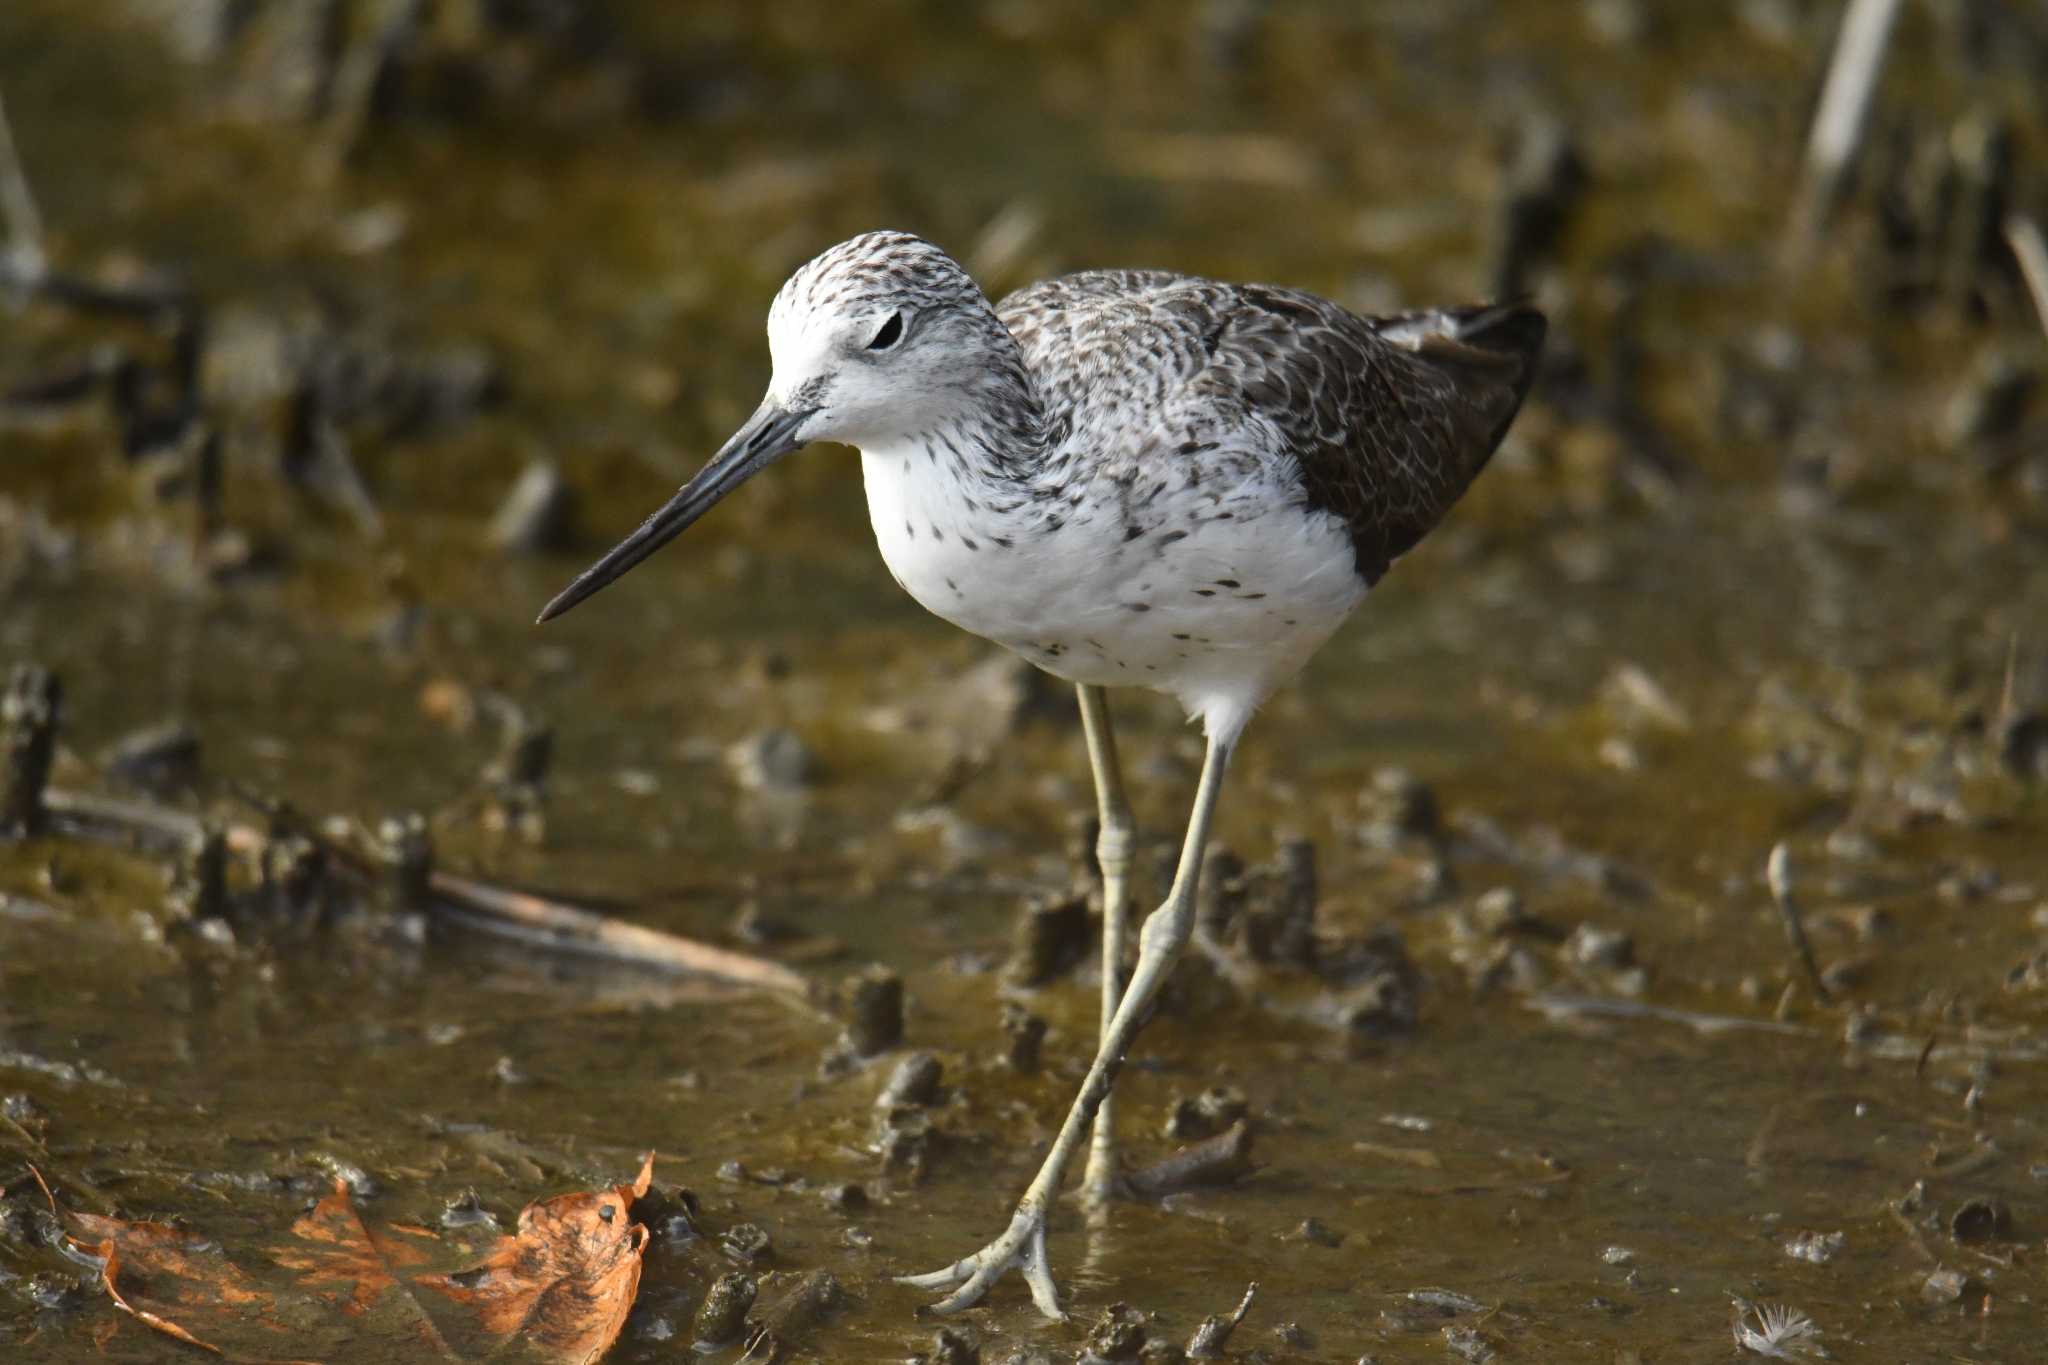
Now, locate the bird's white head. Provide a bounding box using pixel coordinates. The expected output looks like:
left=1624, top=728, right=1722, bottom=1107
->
left=537, top=231, right=1036, bottom=624
left=764, top=230, right=1021, bottom=450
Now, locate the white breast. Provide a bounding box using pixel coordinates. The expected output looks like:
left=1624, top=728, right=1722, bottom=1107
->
left=859, top=441, right=1367, bottom=738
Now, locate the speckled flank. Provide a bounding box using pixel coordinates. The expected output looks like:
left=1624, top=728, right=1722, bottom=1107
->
left=767, top=231, right=1543, bottom=742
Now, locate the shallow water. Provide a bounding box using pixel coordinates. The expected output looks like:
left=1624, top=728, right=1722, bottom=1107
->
left=4, top=3, right=2045, bottom=1361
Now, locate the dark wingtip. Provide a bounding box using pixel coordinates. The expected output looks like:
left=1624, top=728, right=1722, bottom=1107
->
left=1455, top=299, right=1548, bottom=366
left=1466, top=300, right=1540, bottom=368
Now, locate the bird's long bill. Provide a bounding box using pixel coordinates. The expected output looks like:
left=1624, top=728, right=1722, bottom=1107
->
left=536, top=399, right=814, bottom=624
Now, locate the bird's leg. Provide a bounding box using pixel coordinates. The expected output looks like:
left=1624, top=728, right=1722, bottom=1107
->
left=901, top=733, right=1234, bottom=1319
left=1075, top=684, right=1136, bottom=1211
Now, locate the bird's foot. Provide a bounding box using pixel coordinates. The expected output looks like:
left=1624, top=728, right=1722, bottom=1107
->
left=898, top=1201, right=1063, bottom=1319
left=1080, top=1112, right=1120, bottom=1215
left=1078, top=1161, right=1121, bottom=1217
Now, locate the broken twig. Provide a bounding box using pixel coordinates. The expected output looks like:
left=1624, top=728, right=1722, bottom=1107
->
left=0, top=83, right=46, bottom=288
left=1526, top=994, right=1815, bottom=1037
left=2004, top=214, right=2048, bottom=338
left=1788, top=0, right=1903, bottom=253
left=40, top=786, right=807, bottom=994
left=1766, top=841, right=1832, bottom=1003
left=430, top=871, right=809, bottom=994
left=1, top=665, right=61, bottom=836
left=1187, top=1282, right=1257, bottom=1358
left=1124, top=1119, right=1254, bottom=1199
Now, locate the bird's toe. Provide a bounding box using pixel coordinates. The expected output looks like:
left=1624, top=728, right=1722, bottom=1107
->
left=897, top=1204, right=1064, bottom=1319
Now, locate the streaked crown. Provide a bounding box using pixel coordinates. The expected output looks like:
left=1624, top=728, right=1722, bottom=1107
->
left=770, top=231, right=985, bottom=328
left=762, top=231, right=1040, bottom=458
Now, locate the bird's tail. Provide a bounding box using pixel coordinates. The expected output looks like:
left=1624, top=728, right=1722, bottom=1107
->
left=1371, top=299, right=1547, bottom=461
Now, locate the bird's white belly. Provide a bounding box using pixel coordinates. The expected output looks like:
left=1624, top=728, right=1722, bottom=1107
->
left=860, top=448, right=1367, bottom=731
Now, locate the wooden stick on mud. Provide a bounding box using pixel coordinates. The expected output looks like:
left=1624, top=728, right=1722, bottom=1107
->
left=1187, top=1282, right=1258, bottom=1359
left=427, top=870, right=808, bottom=994
left=2005, top=214, right=2048, bottom=338
left=1526, top=993, right=1817, bottom=1037
left=1123, top=1119, right=1254, bottom=1200
left=39, top=786, right=808, bottom=995
left=0, top=1106, right=45, bottom=1155
left=315, top=0, right=427, bottom=176
left=0, top=83, right=47, bottom=287
left=1, top=665, right=60, bottom=836
left=1787, top=0, right=1904, bottom=254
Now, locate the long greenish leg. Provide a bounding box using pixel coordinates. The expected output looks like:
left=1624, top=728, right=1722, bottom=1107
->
left=900, top=732, right=1235, bottom=1319
left=1075, top=683, right=1136, bottom=1210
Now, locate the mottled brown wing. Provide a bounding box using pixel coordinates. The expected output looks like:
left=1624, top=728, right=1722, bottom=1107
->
left=997, top=272, right=1544, bottom=583
left=1201, top=288, right=1545, bottom=583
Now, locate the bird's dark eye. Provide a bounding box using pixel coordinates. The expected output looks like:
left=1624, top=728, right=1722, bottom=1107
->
left=866, top=313, right=905, bottom=351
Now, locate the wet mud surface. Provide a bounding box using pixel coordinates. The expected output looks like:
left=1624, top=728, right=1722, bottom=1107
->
left=4, top=3, right=2047, bottom=1360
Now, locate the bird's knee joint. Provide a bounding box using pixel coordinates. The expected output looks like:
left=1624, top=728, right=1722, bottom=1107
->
left=1095, top=817, right=1136, bottom=877
left=1137, top=897, right=1192, bottom=956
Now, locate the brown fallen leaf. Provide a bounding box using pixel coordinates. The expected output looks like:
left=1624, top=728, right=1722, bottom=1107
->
left=32, top=1166, right=287, bottom=1359
left=76, top=1233, right=233, bottom=1357
left=420, top=1153, right=656, bottom=1365
left=66, top=1220, right=318, bottom=1362
left=271, top=1178, right=452, bottom=1356
left=33, top=1158, right=661, bottom=1363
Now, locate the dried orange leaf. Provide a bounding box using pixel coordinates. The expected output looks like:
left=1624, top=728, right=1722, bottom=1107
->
left=68, top=1213, right=271, bottom=1314
left=79, top=1234, right=226, bottom=1356
left=31, top=1166, right=298, bottom=1360
left=63, top=1218, right=314, bottom=1363
left=268, top=1177, right=452, bottom=1358
left=28, top=1159, right=660, bottom=1364
left=274, top=1179, right=428, bottom=1316
left=420, top=1153, right=657, bottom=1365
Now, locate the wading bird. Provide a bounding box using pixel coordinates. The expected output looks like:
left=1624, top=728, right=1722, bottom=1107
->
left=540, top=231, right=1543, bottom=1318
